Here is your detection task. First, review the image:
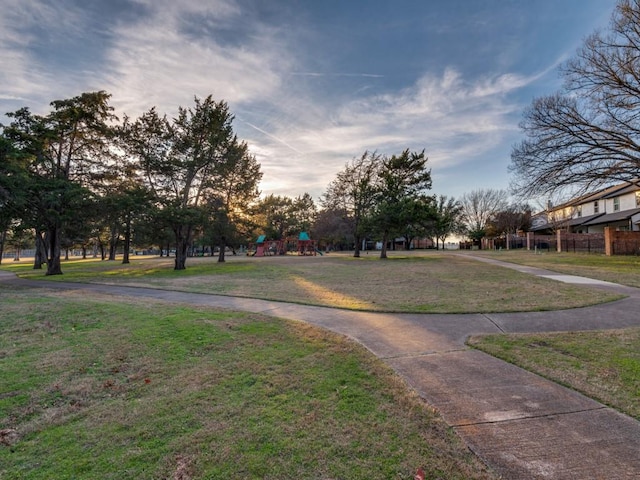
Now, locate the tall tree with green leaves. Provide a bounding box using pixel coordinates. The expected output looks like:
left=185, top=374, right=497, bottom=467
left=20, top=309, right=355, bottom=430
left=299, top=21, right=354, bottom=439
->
left=256, top=194, right=296, bottom=240
left=1, top=91, right=116, bottom=275
left=322, top=151, right=381, bottom=257
left=373, top=149, right=432, bottom=259
left=125, top=95, right=254, bottom=270
left=206, top=140, right=262, bottom=262
left=431, top=195, right=464, bottom=250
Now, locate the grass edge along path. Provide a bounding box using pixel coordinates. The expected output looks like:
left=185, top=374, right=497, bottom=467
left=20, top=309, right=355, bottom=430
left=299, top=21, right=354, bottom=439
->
left=468, top=328, right=640, bottom=420
left=468, top=250, right=640, bottom=289
left=0, top=285, right=497, bottom=480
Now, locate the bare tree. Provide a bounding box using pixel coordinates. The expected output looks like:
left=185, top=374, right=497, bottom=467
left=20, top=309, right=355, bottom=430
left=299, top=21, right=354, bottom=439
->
left=460, top=189, right=509, bottom=243
left=511, top=0, right=640, bottom=197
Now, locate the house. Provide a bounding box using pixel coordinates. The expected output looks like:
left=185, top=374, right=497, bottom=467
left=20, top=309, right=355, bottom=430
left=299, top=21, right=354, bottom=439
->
left=531, top=180, right=640, bottom=234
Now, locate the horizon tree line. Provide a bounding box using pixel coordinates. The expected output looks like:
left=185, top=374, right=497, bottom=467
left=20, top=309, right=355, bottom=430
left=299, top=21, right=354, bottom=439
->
left=1, top=92, right=529, bottom=273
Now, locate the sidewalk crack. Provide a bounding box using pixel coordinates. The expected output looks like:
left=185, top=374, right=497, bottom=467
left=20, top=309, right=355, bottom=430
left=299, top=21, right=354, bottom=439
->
left=482, top=313, right=505, bottom=333
left=452, top=406, right=608, bottom=428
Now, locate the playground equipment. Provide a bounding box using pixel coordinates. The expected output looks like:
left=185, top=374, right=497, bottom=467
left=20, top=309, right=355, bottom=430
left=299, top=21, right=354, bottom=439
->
left=251, top=232, right=322, bottom=257
left=253, top=235, right=287, bottom=257
left=297, top=231, right=321, bottom=255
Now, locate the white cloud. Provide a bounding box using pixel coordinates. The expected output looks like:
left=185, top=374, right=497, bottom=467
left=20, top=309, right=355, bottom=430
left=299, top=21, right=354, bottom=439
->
left=245, top=66, right=537, bottom=198
left=0, top=0, right=555, bottom=201
left=101, top=0, right=291, bottom=118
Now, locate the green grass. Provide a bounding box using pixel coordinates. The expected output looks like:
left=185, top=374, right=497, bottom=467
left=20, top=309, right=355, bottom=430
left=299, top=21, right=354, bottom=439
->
left=0, top=285, right=495, bottom=480
left=0, top=252, right=623, bottom=313
left=468, top=328, right=640, bottom=420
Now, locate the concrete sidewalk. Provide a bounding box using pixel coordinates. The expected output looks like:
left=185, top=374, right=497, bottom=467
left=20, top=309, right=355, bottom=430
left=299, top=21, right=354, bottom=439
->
left=2, top=263, right=640, bottom=479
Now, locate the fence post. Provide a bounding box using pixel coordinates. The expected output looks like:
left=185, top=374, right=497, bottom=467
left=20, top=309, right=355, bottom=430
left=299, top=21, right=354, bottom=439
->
left=557, top=229, right=562, bottom=253
left=604, top=227, right=613, bottom=256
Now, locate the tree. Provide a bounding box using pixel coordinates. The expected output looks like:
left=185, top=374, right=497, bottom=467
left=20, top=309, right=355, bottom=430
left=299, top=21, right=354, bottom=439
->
left=460, top=189, right=509, bottom=245
left=431, top=195, right=464, bottom=250
left=0, top=136, right=23, bottom=264
left=322, top=151, right=381, bottom=257
left=373, top=149, right=432, bottom=259
left=1, top=92, right=115, bottom=275
left=511, top=0, right=640, bottom=197
left=487, top=203, right=532, bottom=248
left=313, top=207, right=353, bottom=250
left=291, top=193, right=317, bottom=234
left=125, top=96, right=249, bottom=270
left=257, top=194, right=296, bottom=240
left=207, top=140, right=262, bottom=262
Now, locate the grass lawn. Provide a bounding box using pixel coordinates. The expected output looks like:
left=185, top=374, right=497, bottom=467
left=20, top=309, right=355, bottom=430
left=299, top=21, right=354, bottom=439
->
left=2, top=250, right=639, bottom=477
left=468, top=328, right=640, bottom=420
left=469, top=249, right=640, bottom=288
left=0, top=284, right=496, bottom=480
left=0, top=251, right=622, bottom=313
left=463, top=250, right=640, bottom=421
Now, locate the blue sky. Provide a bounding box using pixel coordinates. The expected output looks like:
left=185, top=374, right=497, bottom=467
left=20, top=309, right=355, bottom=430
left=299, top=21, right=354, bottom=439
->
left=0, top=0, right=618, bottom=203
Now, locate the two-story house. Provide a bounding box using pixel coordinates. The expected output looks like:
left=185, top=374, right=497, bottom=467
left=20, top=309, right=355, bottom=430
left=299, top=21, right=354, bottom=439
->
left=531, top=180, right=640, bottom=233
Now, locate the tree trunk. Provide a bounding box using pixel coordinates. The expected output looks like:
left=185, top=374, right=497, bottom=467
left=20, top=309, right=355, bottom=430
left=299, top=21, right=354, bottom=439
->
left=34, top=231, right=46, bottom=269
left=353, top=234, right=361, bottom=258
left=173, top=224, right=191, bottom=270
left=122, top=218, right=131, bottom=264
left=380, top=231, right=389, bottom=259
left=108, top=226, right=118, bottom=261
left=218, top=236, right=226, bottom=263
left=46, top=226, right=63, bottom=275
left=0, top=229, right=6, bottom=265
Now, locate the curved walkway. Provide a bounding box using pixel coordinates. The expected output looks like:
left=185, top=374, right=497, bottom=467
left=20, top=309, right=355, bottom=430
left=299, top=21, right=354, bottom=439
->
left=2, top=259, right=640, bottom=479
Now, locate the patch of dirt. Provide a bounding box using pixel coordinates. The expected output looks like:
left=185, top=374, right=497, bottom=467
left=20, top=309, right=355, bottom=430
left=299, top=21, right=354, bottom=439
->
left=173, top=454, right=193, bottom=480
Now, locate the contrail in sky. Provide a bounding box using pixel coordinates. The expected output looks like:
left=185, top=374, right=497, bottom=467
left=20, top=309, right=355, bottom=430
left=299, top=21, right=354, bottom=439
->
left=244, top=121, right=305, bottom=155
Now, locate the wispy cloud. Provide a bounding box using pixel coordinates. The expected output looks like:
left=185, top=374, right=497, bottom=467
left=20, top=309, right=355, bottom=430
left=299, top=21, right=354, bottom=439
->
left=1, top=0, right=599, bottom=201
left=100, top=0, right=292, bottom=118
left=242, top=65, right=540, bottom=198
left=290, top=72, right=384, bottom=78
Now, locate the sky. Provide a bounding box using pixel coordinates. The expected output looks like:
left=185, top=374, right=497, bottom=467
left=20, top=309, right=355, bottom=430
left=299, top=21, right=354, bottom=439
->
left=0, top=0, right=619, bottom=204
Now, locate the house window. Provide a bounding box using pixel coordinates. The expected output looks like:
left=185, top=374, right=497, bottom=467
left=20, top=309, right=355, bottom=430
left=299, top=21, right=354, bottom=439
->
left=636, top=191, right=640, bottom=207
left=614, top=197, right=620, bottom=212
left=576, top=205, right=582, bottom=217
left=594, top=201, right=599, bottom=213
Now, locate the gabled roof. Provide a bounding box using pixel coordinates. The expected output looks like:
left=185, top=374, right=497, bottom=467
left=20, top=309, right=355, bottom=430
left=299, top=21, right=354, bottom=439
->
left=547, top=179, right=640, bottom=210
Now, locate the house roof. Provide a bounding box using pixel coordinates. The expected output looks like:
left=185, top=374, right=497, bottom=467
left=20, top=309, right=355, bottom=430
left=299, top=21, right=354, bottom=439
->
left=546, top=179, right=640, bottom=211
left=565, top=213, right=605, bottom=227
left=601, top=181, right=640, bottom=198
left=580, top=208, right=640, bottom=226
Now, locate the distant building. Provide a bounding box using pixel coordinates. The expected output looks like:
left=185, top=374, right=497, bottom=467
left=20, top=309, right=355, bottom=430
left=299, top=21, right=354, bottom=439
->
left=531, top=180, right=640, bottom=234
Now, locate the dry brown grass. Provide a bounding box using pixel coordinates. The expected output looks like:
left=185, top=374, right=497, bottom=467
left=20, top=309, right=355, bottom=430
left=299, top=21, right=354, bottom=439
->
left=110, top=252, right=621, bottom=312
